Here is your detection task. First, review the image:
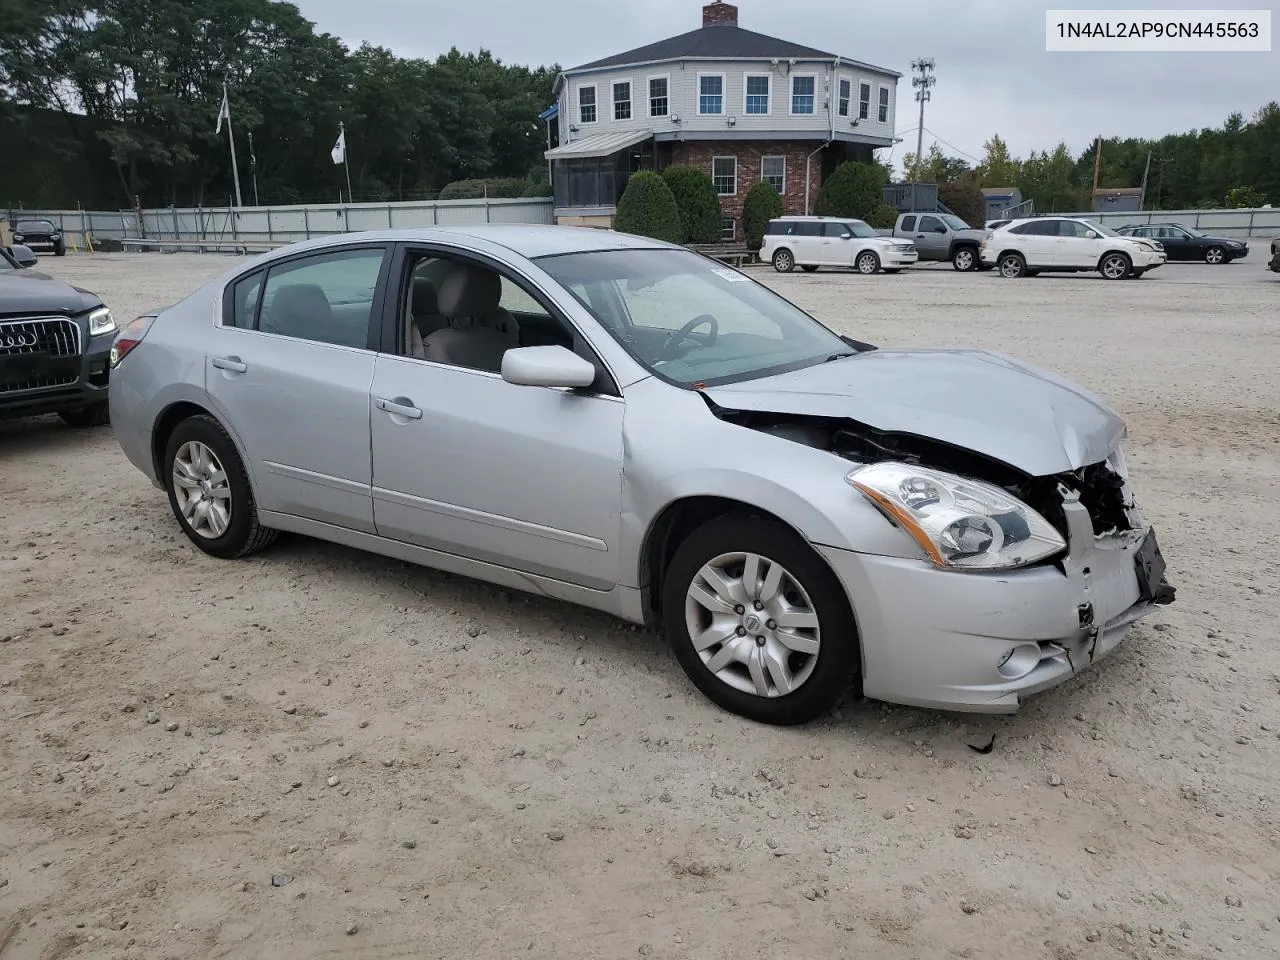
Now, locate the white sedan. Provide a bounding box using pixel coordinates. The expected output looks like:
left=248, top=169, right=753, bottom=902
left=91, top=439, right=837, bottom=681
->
left=982, top=217, right=1167, bottom=279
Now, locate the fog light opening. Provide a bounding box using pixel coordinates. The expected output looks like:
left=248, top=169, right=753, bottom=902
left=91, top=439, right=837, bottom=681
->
left=996, top=643, right=1041, bottom=681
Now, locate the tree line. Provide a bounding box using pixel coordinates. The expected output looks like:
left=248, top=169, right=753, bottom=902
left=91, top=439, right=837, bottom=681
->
left=0, top=0, right=558, bottom=207
left=899, top=101, right=1280, bottom=212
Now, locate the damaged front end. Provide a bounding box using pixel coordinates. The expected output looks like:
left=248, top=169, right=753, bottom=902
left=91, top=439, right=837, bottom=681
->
left=705, top=398, right=1177, bottom=607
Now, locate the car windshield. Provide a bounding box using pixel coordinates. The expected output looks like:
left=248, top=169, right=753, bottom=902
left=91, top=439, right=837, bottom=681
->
left=846, top=220, right=878, bottom=238
left=940, top=214, right=971, bottom=231
left=15, top=220, right=55, bottom=232
left=535, top=248, right=852, bottom=388
left=1080, top=220, right=1120, bottom=238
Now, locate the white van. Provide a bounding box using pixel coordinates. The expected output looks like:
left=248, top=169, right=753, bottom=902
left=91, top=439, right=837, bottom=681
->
left=759, top=216, right=918, bottom=275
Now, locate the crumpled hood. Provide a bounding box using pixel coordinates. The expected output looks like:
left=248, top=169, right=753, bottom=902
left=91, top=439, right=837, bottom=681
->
left=704, top=347, right=1126, bottom=477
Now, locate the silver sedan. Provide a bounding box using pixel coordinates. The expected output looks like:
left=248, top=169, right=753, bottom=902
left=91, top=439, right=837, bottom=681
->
left=108, top=225, right=1175, bottom=725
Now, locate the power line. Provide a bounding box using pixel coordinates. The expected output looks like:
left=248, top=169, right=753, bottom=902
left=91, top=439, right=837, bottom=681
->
left=921, top=126, right=984, bottom=165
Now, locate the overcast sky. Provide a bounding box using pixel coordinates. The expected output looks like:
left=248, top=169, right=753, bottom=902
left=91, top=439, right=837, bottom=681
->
left=296, top=0, right=1275, bottom=166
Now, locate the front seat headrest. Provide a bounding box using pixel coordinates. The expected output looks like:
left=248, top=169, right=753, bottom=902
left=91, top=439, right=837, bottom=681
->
left=436, top=262, right=503, bottom=321
left=411, top=276, right=438, bottom=317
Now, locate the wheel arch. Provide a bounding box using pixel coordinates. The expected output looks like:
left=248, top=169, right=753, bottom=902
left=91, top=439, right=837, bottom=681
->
left=1097, top=248, right=1133, bottom=266
left=151, top=400, right=256, bottom=494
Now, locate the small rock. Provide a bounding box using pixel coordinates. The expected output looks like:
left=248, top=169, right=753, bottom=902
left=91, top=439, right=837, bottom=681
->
left=122, top=703, right=136, bottom=714
left=547, top=830, right=565, bottom=841
left=358, top=720, right=369, bottom=729
left=1048, top=773, right=1063, bottom=787
left=1086, top=930, right=1102, bottom=943
left=1058, top=889, right=1072, bottom=900
left=1225, top=894, right=1243, bottom=908
left=574, top=657, right=585, bottom=666
left=165, top=722, right=179, bottom=732
left=326, top=776, right=340, bottom=788
left=882, top=810, right=895, bottom=820
left=466, top=624, right=482, bottom=638
left=145, top=712, right=160, bottom=725
left=961, top=901, right=979, bottom=915
left=283, top=705, right=298, bottom=715
left=270, top=875, right=292, bottom=887
left=401, top=840, right=416, bottom=850
left=345, top=922, right=359, bottom=936
left=953, top=824, right=975, bottom=840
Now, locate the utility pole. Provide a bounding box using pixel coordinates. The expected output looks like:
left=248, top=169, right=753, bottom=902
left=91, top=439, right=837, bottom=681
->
left=909, top=58, right=935, bottom=211
left=248, top=131, right=260, bottom=206
left=1138, top=150, right=1152, bottom=211
left=1090, top=136, right=1102, bottom=210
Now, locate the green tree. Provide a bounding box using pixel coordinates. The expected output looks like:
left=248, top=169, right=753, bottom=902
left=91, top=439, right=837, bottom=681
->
left=815, top=161, right=887, bottom=220
left=1225, top=185, right=1266, bottom=208
left=867, top=203, right=900, bottom=230
left=976, top=134, right=1020, bottom=187
left=899, top=143, right=971, bottom=184
left=741, top=180, right=783, bottom=251
left=613, top=171, right=682, bottom=243
left=938, top=174, right=985, bottom=227
left=661, top=165, right=721, bottom=243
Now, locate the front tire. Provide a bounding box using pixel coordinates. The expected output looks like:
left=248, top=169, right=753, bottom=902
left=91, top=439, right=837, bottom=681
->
left=951, top=246, right=978, bottom=271
left=998, top=252, right=1027, bottom=278
left=54, top=244, right=66, bottom=257
left=163, top=414, right=278, bottom=559
left=855, top=250, right=881, bottom=275
left=662, top=513, right=860, bottom=726
left=59, top=402, right=109, bottom=427
left=772, top=249, right=795, bottom=273
left=1099, top=252, right=1132, bottom=280
left=1204, top=246, right=1225, bottom=264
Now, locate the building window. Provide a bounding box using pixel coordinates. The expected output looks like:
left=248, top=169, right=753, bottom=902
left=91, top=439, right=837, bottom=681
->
left=858, top=82, right=870, bottom=120
left=613, top=81, right=631, bottom=121
left=721, top=217, right=736, bottom=241
left=761, top=156, right=785, bottom=194
left=745, top=75, right=770, bottom=114
left=578, top=85, right=597, bottom=124
left=878, top=86, right=889, bottom=123
left=711, top=156, right=736, bottom=196
left=648, top=76, right=668, bottom=117
left=791, top=75, right=815, bottom=114
left=838, top=78, right=851, bottom=117
left=699, top=74, right=724, bottom=114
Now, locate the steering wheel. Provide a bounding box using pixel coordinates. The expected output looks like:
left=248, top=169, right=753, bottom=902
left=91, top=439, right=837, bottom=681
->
left=656, top=314, right=719, bottom=361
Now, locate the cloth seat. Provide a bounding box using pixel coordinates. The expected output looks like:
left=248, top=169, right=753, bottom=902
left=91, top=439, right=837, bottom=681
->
left=408, top=277, right=448, bottom=357
left=262, top=283, right=332, bottom=339
left=422, top=262, right=520, bottom=371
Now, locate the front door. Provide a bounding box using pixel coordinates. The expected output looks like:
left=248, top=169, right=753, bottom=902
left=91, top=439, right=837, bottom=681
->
left=369, top=249, right=625, bottom=589
left=205, top=244, right=391, bottom=533
left=1158, top=226, right=1194, bottom=260
left=914, top=215, right=949, bottom=260
left=820, top=221, right=853, bottom=266
left=1055, top=219, right=1102, bottom=268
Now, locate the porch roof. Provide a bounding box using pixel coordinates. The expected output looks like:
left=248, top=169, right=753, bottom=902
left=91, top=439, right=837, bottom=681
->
left=545, top=129, right=654, bottom=160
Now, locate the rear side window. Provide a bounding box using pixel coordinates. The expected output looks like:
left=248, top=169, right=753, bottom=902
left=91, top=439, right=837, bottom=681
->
left=765, top=221, right=787, bottom=235
left=900, top=216, right=916, bottom=231
left=256, top=247, right=387, bottom=349
left=226, top=272, right=263, bottom=328
left=795, top=222, right=821, bottom=237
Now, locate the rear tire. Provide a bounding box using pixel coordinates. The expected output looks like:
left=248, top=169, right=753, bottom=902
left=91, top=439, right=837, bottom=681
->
left=801, top=264, right=819, bottom=273
left=997, top=252, right=1027, bottom=278
left=163, top=414, right=278, bottom=560
left=772, top=249, right=795, bottom=273
left=662, top=512, right=860, bottom=726
left=59, top=402, right=109, bottom=427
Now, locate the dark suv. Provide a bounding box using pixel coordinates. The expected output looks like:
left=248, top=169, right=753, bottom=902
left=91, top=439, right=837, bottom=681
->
left=11, top=218, right=66, bottom=257
left=1, top=246, right=115, bottom=426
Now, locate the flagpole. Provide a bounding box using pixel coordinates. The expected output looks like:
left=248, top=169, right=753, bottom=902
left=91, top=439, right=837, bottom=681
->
left=223, top=83, right=244, bottom=208
left=341, top=122, right=353, bottom=203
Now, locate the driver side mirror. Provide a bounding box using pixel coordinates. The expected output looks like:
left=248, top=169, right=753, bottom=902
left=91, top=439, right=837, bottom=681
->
left=840, top=232, right=851, bottom=239
left=501, top=345, right=596, bottom=389
left=9, top=244, right=38, bottom=268
left=1085, top=230, right=1098, bottom=239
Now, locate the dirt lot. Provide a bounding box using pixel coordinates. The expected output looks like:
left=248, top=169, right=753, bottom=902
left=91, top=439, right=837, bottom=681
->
left=2, top=251, right=1278, bottom=960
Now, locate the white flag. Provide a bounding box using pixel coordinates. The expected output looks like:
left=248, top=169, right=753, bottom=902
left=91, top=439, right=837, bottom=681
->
left=331, top=128, right=346, bottom=165
left=216, top=86, right=230, bottom=134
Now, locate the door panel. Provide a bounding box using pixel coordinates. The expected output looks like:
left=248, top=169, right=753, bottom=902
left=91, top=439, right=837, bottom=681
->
left=369, top=356, right=624, bottom=588
left=914, top=215, right=948, bottom=259
left=1054, top=221, right=1099, bottom=268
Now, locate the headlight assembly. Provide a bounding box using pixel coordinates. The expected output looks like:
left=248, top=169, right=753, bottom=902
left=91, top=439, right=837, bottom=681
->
left=846, top=462, right=1066, bottom=571
left=87, top=306, right=118, bottom=336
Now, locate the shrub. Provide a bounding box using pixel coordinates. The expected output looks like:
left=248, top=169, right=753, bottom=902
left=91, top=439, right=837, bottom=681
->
left=814, top=161, right=888, bottom=220
left=438, top=178, right=531, bottom=200
left=661, top=165, right=721, bottom=243
left=938, top=176, right=986, bottom=227
left=613, top=171, right=683, bottom=243
left=742, top=180, right=783, bottom=251
left=520, top=181, right=554, bottom=198
left=867, top=203, right=901, bottom=230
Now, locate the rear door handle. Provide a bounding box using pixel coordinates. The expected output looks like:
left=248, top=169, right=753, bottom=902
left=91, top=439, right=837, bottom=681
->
left=212, top=356, right=248, bottom=373
left=374, top=396, right=423, bottom=420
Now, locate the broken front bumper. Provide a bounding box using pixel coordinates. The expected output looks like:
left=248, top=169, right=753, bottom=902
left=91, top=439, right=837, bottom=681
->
left=817, top=497, right=1173, bottom=713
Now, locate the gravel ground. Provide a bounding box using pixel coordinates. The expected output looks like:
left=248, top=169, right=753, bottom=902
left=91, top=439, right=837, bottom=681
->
left=2, top=251, right=1278, bottom=960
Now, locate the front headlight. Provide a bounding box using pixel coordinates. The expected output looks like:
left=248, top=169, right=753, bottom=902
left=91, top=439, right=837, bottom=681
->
left=13, top=235, right=23, bottom=243
left=87, top=306, right=117, bottom=336
left=846, top=462, right=1066, bottom=571
left=51, top=233, right=61, bottom=240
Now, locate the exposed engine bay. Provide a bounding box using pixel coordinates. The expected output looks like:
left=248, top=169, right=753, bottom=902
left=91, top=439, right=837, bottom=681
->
left=704, top=400, right=1137, bottom=542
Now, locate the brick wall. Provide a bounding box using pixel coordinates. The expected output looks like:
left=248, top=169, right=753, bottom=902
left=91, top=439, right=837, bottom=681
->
left=670, top=140, right=827, bottom=240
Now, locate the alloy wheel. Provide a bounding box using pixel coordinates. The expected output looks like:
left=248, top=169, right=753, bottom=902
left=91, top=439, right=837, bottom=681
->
left=999, top=254, right=1025, bottom=278
left=953, top=248, right=975, bottom=271
left=856, top=252, right=879, bottom=274
left=1205, top=246, right=1224, bottom=264
left=684, top=551, right=821, bottom=699
left=172, top=440, right=232, bottom=539
left=773, top=250, right=794, bottom=272
left=1101, top=254, right=1130, bottom=279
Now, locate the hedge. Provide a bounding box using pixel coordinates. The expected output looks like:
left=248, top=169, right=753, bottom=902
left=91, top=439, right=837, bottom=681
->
left=613, top=171, right=683, bottom=243
left=742, top=180, right=784, bottom=252
left=437, top=178, right=532, bottom=200
left=814, top=161, right=888, bottom=221
left=661, top=165, right=722, bottom=243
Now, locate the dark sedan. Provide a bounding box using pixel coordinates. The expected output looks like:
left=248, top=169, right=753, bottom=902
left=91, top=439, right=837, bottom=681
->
left=1, top=247, right=116, bottom=426
left=1116, top=223, right=1248, bottom=264
left=12, top=218, right=66, bottom=257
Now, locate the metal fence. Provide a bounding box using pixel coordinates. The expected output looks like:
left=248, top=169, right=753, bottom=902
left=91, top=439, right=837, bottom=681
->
left=1046, top=206, right=1280, bottom=239
left=3, top=197, right=556, bottom=251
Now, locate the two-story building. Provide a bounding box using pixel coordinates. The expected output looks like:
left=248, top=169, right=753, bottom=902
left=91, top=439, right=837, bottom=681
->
left=544, top=1, right=901, bottom=239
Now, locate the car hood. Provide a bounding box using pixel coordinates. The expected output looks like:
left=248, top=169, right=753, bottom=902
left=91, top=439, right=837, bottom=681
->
left=0, top=269, right=102, bottom=317
left=954, top=228, right=988, bottom=242
left=704, top=347, right=1126, bottom=477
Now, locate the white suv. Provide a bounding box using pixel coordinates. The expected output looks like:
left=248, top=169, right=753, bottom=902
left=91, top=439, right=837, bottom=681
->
left=981, top=217, right=1166, bottom=280
left=761, top=216, right=918, bottom=275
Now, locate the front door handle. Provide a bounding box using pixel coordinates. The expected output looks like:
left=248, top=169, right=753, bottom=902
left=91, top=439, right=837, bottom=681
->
left=374, top=396, right=423, bottom=420
left=212, top=356, right=248, bottom=373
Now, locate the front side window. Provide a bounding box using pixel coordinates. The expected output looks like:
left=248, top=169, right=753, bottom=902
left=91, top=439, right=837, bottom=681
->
left=858, top=82, right=871, bottom=120
left=1058, top=220, right=1093, bottom=238
left=761, top=155, right=785, bottom=194
left=649, top=77, right=668, bottom=117
left=791, top=76, right=815, bottom=114
left=712, top=156, right=736, bottom=196
left=255, top=247, right=386, bottom=348
left=699, top=75, right=724, bottom=114
left=918, top=215, right=943, bottom=233
left=613, top=81, right=631, bottom=121
left=878, top=86, right=890, bottom=122
left=537, top=248, right=851, bottom=387
left=578, top=86, right=597, bottom=124
left=838, top=78, right=851, bottom=117
left=745, top=75, right=770, bottom=114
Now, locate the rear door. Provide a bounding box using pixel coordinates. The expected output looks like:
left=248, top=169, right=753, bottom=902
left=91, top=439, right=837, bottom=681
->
left=205, top=243, right=391, bottom=533
left=790, top=221, right=822, bottom=264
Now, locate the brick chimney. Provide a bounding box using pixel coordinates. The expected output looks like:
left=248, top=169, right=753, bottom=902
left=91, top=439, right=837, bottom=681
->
left=702, top=1, right=738, bottom=27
